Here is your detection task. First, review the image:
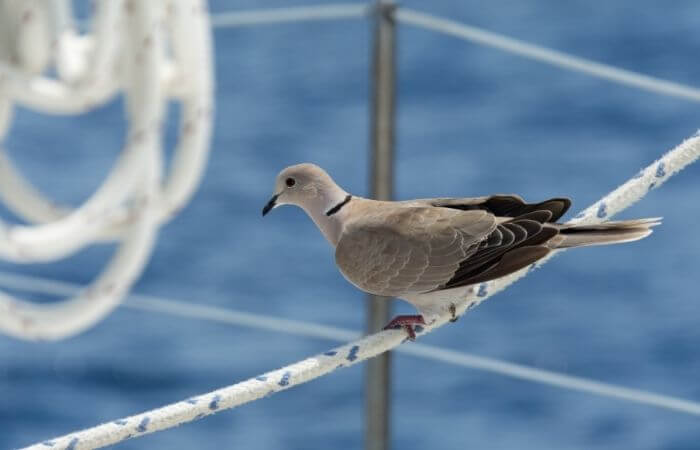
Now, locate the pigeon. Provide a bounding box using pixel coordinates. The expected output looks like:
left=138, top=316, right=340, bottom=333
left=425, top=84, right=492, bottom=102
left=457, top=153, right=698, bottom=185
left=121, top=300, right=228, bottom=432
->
left=263, top=163, right=660, bottom=339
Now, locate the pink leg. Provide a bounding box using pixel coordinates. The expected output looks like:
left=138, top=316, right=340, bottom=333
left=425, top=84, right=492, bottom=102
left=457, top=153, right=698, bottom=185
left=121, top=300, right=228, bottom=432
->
left=383, top=315, right=426, bottom=341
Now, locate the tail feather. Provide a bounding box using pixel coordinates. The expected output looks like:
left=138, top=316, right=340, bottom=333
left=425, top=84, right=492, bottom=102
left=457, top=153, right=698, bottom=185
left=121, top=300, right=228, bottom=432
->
left=553, top=218, right=662, bottom=249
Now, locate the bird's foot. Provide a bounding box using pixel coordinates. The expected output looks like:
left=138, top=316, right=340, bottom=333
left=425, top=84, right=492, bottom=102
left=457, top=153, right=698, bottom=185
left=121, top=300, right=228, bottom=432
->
left=383, top=315, right=426, bottom=341
left=448, top=303, right=459, bottom=322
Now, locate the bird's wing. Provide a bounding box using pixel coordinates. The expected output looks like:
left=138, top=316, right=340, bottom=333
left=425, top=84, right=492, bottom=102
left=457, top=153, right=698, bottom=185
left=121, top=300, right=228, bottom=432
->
left=335, top=207, right=495, bottom=297
left=404, top=195, right=572, bottom=222
left=335, top=203, right=560, bottom=297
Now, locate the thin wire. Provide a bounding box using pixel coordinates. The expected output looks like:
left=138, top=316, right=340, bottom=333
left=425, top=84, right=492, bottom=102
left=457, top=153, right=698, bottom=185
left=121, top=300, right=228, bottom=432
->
left=395, top=9, right=700, bottom=103
left=2, top=270, right=700, bottom=419
left=401, top=346, right=700, bottom=416
left=0, top=272, right=358, bottom=341
left=210, top=4, right=368, bottom=28
left=207, top=5, right=700, bottom=103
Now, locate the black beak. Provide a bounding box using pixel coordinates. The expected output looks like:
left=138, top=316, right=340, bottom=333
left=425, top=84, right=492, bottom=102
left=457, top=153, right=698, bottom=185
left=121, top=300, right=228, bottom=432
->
left=262, top=194, right=279, bottom=216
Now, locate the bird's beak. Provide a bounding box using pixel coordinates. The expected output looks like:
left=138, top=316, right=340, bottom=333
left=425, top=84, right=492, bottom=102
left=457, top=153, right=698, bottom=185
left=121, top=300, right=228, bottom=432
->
left=262, top=193, right=279, bottom=217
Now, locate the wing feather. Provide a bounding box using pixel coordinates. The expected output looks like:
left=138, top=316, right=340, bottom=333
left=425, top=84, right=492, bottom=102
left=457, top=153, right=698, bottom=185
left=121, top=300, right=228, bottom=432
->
left=335, top=198, right=563, bottom=297
left=335, top=207, right=494, bottom=297
left=405, top=195, right=571, bottom=222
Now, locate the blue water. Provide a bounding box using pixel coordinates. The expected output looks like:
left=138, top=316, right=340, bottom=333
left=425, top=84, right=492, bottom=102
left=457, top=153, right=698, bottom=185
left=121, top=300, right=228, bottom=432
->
left=2, top=1, right=700, bottom=448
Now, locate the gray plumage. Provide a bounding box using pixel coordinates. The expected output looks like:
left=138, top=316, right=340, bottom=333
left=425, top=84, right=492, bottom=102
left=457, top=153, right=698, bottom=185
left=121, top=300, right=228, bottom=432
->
left=264, top=163, right=660, bottom=332
left=335, top=194, right=659, bottom=298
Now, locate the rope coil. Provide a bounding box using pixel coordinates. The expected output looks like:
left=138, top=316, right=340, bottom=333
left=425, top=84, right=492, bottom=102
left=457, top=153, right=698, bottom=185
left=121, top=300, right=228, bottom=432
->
left=0, top=0, right=214, bottom=340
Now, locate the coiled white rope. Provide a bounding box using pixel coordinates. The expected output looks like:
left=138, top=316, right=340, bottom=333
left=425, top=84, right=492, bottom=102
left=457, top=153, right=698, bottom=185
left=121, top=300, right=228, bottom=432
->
left=21, top=132, right=700, bottom=450
left=0, top=0, right=213, bottom=340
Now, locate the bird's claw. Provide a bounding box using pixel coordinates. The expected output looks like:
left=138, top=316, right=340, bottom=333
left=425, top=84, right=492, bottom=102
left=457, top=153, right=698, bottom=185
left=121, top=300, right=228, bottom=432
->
left=383, top=315, right=426, bottom=341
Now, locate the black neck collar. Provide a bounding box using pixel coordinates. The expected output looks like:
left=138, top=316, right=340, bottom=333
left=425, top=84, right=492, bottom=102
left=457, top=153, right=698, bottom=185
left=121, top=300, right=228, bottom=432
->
left=325, top=195, right=352, bottom=216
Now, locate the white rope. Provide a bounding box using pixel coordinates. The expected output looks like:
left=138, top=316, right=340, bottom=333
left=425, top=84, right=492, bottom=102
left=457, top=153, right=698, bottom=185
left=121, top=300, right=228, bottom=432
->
left=0, top=0, right=121, bottom=114
left=0, top=0, right=214, bottom=340
left=2, top=270, right=700, bottom=418
left=21, top=131, right=700, bottom=449
left=0, top=271, right=360, bottom=342
left=452, top=131, right=700, bottom=311
left=394, top=9, right=700, bottom=103
left=0, top=0, right=214, bottom=240
left=0, top=1, right=52, bottom=76
left=209, top=4, right=369, bottom=28
left=0, top=1, right=165, bottom=340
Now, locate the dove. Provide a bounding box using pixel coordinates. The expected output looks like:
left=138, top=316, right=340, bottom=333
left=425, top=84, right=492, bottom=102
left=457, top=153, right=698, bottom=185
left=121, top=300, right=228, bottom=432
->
left=263, top=163, right=660, bottom=340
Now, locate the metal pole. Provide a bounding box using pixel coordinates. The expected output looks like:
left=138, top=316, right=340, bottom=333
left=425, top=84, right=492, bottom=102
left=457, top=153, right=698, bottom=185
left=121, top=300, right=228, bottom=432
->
left=366, top=1, right=396, bottom=450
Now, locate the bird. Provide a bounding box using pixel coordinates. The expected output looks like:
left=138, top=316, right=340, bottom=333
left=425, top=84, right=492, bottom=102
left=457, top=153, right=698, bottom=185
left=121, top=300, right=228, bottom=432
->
left=262, top=163, right=660, bottom=340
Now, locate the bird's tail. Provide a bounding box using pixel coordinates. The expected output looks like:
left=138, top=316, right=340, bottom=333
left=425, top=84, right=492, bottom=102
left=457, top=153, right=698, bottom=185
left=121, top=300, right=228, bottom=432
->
left=551, top=218, right=662, bottom=249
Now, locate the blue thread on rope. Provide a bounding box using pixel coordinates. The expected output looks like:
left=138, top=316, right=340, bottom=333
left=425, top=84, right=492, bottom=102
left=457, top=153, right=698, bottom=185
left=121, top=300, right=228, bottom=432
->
left=347, top=345, right=359, bottom=361
left=209, top=395, right=221, bottom=410
left=596, top=202, right=607, bottom=218
left=279, top=371, right=291, bottom=386
left=324, top=350, right=337, bottom=356
left=66, top=438, right=79, bottom=450
left=114, top=419, right=128, bottom=425
left=256, top=375, right=268, bottom=381
left=656, top=161, right=666, bottom=177
left=41, top=441, right=54, bottom=447
left=137, top=417, right=150, bottom=432
left=186, top=398, right=198, bottom=404
left=477, top=283, right=488, bottom=297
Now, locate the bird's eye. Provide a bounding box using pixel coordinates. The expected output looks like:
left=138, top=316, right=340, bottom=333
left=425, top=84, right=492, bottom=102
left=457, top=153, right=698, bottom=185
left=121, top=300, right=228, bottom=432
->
left=285, top=177, right=296, bottom=187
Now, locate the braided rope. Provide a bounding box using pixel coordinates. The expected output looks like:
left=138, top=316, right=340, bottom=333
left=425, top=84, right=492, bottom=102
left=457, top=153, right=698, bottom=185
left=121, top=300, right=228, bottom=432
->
left=2, top=270, right=700, bottom=416
left=21, top=132, right=700, bottom=449
left=0, top=0, right=213, bottom=340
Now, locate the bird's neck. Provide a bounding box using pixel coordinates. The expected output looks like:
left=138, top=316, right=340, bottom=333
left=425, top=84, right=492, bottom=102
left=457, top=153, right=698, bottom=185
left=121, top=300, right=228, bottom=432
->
left=302, top=186, right=352, bottom=247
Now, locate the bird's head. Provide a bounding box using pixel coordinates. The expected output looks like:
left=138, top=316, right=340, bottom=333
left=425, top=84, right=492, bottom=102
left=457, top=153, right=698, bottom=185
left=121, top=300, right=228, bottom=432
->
left=262, top=163, right=341, bottom=216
